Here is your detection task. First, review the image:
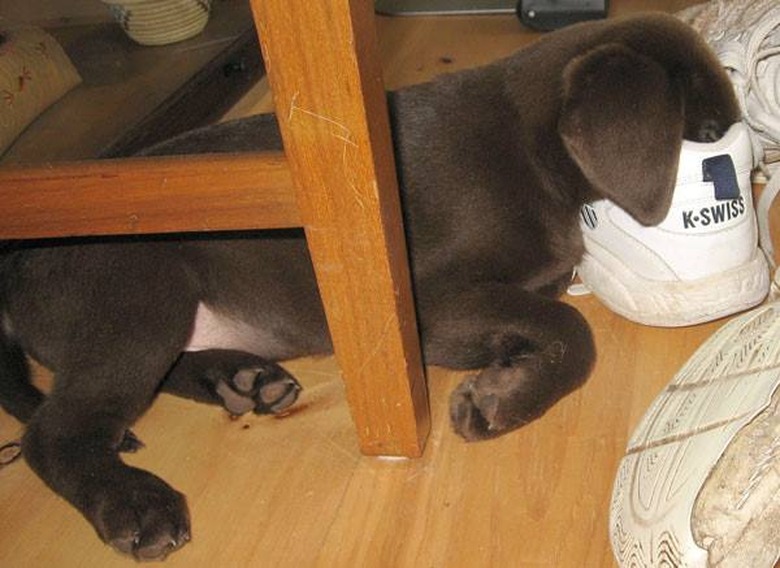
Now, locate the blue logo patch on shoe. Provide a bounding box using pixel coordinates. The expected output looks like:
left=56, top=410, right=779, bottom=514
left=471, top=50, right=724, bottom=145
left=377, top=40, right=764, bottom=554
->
left=702, top=154, right=740, bottom=200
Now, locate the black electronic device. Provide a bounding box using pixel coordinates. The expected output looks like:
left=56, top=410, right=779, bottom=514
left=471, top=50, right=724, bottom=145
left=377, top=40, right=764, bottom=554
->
left=518, top=0, right=608, bottom=31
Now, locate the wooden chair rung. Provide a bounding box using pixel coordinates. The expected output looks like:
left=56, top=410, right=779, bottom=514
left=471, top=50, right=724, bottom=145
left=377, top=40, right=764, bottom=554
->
left=0, top=152, right=298, bottom=239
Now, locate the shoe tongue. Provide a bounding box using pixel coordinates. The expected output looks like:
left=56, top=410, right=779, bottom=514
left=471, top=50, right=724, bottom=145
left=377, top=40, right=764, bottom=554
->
left=703, top=154, right=741, bottom=200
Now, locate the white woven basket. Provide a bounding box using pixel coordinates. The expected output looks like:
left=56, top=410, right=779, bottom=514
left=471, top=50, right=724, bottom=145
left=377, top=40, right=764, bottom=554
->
left=101, top=0, right=211, bottom=46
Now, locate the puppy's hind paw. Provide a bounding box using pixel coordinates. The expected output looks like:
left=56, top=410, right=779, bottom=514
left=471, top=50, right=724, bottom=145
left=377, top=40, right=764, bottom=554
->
left=215, top=364, right=301, bottom=416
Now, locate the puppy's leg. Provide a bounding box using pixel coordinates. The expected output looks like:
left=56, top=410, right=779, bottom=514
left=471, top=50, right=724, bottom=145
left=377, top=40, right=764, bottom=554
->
left=163, top=350, right=301, bottom=415
left=8, top=246, right=198, bottom=559
left=23, top=357, right=191, bottom=560
left=21, top=318, right=194, bottom=559
left=420, top=284, right=595, bottom=441
left=0, top=338, right=146, bottom=456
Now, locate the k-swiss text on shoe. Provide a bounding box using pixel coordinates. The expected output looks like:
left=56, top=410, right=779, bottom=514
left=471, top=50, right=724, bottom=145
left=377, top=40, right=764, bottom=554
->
left=681, top=196, right=745, bottom=229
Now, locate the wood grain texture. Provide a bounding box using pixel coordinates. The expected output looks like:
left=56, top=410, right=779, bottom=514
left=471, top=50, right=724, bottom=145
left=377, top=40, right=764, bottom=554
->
left=250, top=0, right=429, bottom=456
left=0, top=152, right=299, bottom=238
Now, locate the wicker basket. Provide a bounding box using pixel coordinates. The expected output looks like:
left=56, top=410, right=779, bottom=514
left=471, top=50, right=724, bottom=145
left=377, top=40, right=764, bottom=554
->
left=101, top=0, right=211, bottom=46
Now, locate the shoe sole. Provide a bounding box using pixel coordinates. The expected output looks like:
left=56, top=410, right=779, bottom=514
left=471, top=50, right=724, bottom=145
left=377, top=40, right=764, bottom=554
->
left=610, top=301, right=780, bottom=567
left=577, top=242, right=769, bottom=327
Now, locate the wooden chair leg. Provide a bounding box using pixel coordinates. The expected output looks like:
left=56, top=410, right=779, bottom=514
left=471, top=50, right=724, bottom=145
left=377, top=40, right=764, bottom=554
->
left=250, top=0, right=430, bottom=457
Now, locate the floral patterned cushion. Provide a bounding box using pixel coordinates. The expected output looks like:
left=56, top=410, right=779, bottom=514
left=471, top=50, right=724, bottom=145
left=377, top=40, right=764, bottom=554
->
left=0, top=23, right=81, bottom=156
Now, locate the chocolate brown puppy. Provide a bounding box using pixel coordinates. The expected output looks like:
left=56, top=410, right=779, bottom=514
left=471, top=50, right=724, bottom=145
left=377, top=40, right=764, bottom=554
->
left=0, top=14, right=740, bottom=560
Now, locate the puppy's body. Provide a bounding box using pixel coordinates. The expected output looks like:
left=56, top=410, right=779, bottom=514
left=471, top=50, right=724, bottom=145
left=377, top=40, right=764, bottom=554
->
left=0, top=14, right=740, bottom=560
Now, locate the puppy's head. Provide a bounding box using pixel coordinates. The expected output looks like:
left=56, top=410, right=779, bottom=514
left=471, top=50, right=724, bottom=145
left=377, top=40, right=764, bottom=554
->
left=556, top=15, right=740, bottom=225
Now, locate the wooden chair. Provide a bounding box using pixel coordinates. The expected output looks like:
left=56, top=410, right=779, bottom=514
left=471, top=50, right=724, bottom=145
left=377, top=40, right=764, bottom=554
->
left=0, top=0, right=430, bottom=457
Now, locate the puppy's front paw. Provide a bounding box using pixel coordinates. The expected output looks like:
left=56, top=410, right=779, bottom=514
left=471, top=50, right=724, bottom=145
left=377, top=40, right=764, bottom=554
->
left=449, top=364, right=550, bottom=441
left=90, top=469, right=191, bottom=561
left=215, top=364, right=301, bottom=416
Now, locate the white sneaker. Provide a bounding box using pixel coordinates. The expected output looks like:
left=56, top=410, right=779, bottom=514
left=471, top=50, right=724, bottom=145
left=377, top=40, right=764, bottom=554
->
left=678, top=0, right=780, bottom=275
left=610, top=300, right=780, bottom=568
left=577, top=122, right=769, bottom=327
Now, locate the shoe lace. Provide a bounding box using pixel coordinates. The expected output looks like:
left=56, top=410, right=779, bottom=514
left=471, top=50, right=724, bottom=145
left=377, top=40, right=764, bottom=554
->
left=718, top=8, right=780, bottom=163
left=716, top=7, right=780, bottom=297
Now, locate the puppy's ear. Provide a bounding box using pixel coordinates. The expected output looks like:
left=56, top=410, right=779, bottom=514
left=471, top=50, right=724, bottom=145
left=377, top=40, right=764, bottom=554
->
left=558, top=43, right=684, bottom=225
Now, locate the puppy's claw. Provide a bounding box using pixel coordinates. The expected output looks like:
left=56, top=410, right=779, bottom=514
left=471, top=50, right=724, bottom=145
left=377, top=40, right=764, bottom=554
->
left=257, top=376, right=301, bottom=413
left=117, top=430, right=144, bottom=453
